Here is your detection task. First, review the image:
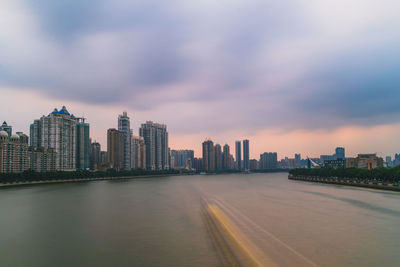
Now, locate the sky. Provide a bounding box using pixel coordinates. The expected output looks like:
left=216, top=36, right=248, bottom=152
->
left=1, top=0, right=400, bottom=159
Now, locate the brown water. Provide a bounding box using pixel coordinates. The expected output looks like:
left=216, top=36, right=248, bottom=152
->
left=0, top=173, right=399, bottom=266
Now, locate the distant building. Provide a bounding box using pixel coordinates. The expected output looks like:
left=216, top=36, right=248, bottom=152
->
left=335, top=147, right=345, bottom=159
left=346, top=154, right=384, bottom=170
left=0, top=131, right=29, bottom=173
left=235, top=141, right=241, bottom=170
left=76, top=118, right=90, bottom=170
left=0, top=121, right=12, bottom=137
left=30, top=106, right=77, bottom=171
left=214, top=144, right=222, bottom=171
left=131, top=136, right=146, bottom=169
left=107, top=128, right=124, bottom=171
left=202, top=139, right=215, bottom=172
left=118, top=112, right=132, bottom=170
left=90, top=142, right=101, bottom=170
left=29, top=147, right=56, bottom=172
left=193, top=157, right=203, bottom=171
left=243, top=140, right=249, bottom=171
left=259, top=152, right=278, bottom=169
left=139, top=121, right=169, bottom=170
left=249, top=159, right=258, bottom=170
left=170, top=149, right=194, bottom=170
left=295, top=153, right=301, bottom=168
left=222, top=144, right=231, bottom=170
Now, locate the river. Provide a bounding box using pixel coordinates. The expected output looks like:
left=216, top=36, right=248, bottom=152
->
left=0, top=173, right=399, bottom=266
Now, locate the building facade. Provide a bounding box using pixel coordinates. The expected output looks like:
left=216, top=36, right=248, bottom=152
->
left=214, top=144, right=222, bottom=171
left=139, top=121, right=169, bottom=170
left=235, top=141, right=241, bottom=171
left=118, top=112, right=132, bottom=170
left=30, top=106, right=77, bottom=171
left=76, top=119, right=90, bottom=170
left=346, top=154, right=384, bottom=170
left=28, top=147, right=56, bottom=172
left=259, top=152, right=278, bottom=169
left=0, top=131, right=29, bottom=173
left=243, top=139, right=249, bottom=171
left=90, top=142, right=101, bottom=170
left=202, top=139, right=215, bottom=172
left=0, top=121, right=12, bottom=137
left=107, top=128, right=124, bottom=171
left=131, top=135, right=146, bottom=169
left=222, top=144, right=231, bottom=170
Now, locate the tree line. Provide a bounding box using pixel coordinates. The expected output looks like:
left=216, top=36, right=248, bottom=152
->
left=289, top=165, right=400, bottom=183
left=0, top=168, right=181, bottom=184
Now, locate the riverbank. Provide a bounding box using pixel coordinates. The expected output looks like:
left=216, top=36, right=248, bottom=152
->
left=289, top=175, right=400, bottom=192
left=0, top=173, right=183, bottom=189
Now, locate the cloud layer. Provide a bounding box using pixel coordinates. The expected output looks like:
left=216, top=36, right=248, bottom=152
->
left=1, top=0, right=400, bottom=140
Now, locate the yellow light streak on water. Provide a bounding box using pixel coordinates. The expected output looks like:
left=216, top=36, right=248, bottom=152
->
left=207, top=203, right=276, bottom=267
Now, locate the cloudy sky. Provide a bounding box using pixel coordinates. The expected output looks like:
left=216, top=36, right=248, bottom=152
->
left=1, top=0, right=400, bottom=158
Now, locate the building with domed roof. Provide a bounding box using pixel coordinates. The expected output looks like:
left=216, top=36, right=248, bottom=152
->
left=30, top=106, right=78, bottom=171
left=0, top=130, right=29, bottom=173
left=0, top=121, right=12, bottom=137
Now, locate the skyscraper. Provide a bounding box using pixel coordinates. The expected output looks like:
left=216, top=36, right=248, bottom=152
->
left=235, top=141, right=241, bottom=170
left=139, top=121, right=169, bottom=170
left=107, top=128, right=124, bottom=171
left=76, top=118, right=90, bottom=170
left=202, top=139, right=215, bottom=172
left=222, top=144, right=231, bottom=170
left=118, top=112, right=132, bottom=170
left=30, top=106, right=77, bottom=171
left=243, top=139, right=249, bottom=171
left=214, top=144, right=222, bottom=171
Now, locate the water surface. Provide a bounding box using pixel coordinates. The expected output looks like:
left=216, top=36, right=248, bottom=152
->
left=1, top=173, right=399, bottom=266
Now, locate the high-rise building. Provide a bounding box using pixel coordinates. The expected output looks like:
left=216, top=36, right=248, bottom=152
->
left=222, top=144, right=231, bottom=170
left=28, top=147, right=56, bottom=172
left=16, top=132, right=29, bottom=144
left=131, top=136, right=146, bottom=169
left=243, top=140, right=249, bottom=171
left=107, top=128, right=124, bottom=171
left=259, top=152, right=278, bottom=169
left=139, top=121, right=169, bottom=170
left=214, top=144, right=222, bottom=171
left=235, top=141, right=241, bottom=170
left=118, top=112, right=132, bottom=170
left=90, top=142, right=101, bottom=170
left=335, top=147, right=345, bottom=159
left=0, top=131, right=29, bottom=173
left=30, top=106, right=77, bottom=171
left=76, top=118, right=90, bottom=170
left=0, top=121, right=12, bottom=137
left=202, top=139, right=215, bottom=172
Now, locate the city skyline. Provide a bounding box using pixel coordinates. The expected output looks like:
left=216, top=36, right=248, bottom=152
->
left=1, top=106, right=398, bottom=160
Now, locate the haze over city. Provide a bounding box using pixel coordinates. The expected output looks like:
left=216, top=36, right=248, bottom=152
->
left=1, top=0, right=400, bottom=158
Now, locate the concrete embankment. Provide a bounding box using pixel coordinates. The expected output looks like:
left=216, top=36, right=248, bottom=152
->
left=289, top=175, right=400, bottom=192
left=0, top=174, right=178, bottom=189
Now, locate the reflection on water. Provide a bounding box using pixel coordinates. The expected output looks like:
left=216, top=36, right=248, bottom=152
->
left=0, top=173, right=400, bottom=266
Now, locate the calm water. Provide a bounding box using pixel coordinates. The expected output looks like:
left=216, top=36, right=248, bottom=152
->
left=1, top=173, right=400, bottom=267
